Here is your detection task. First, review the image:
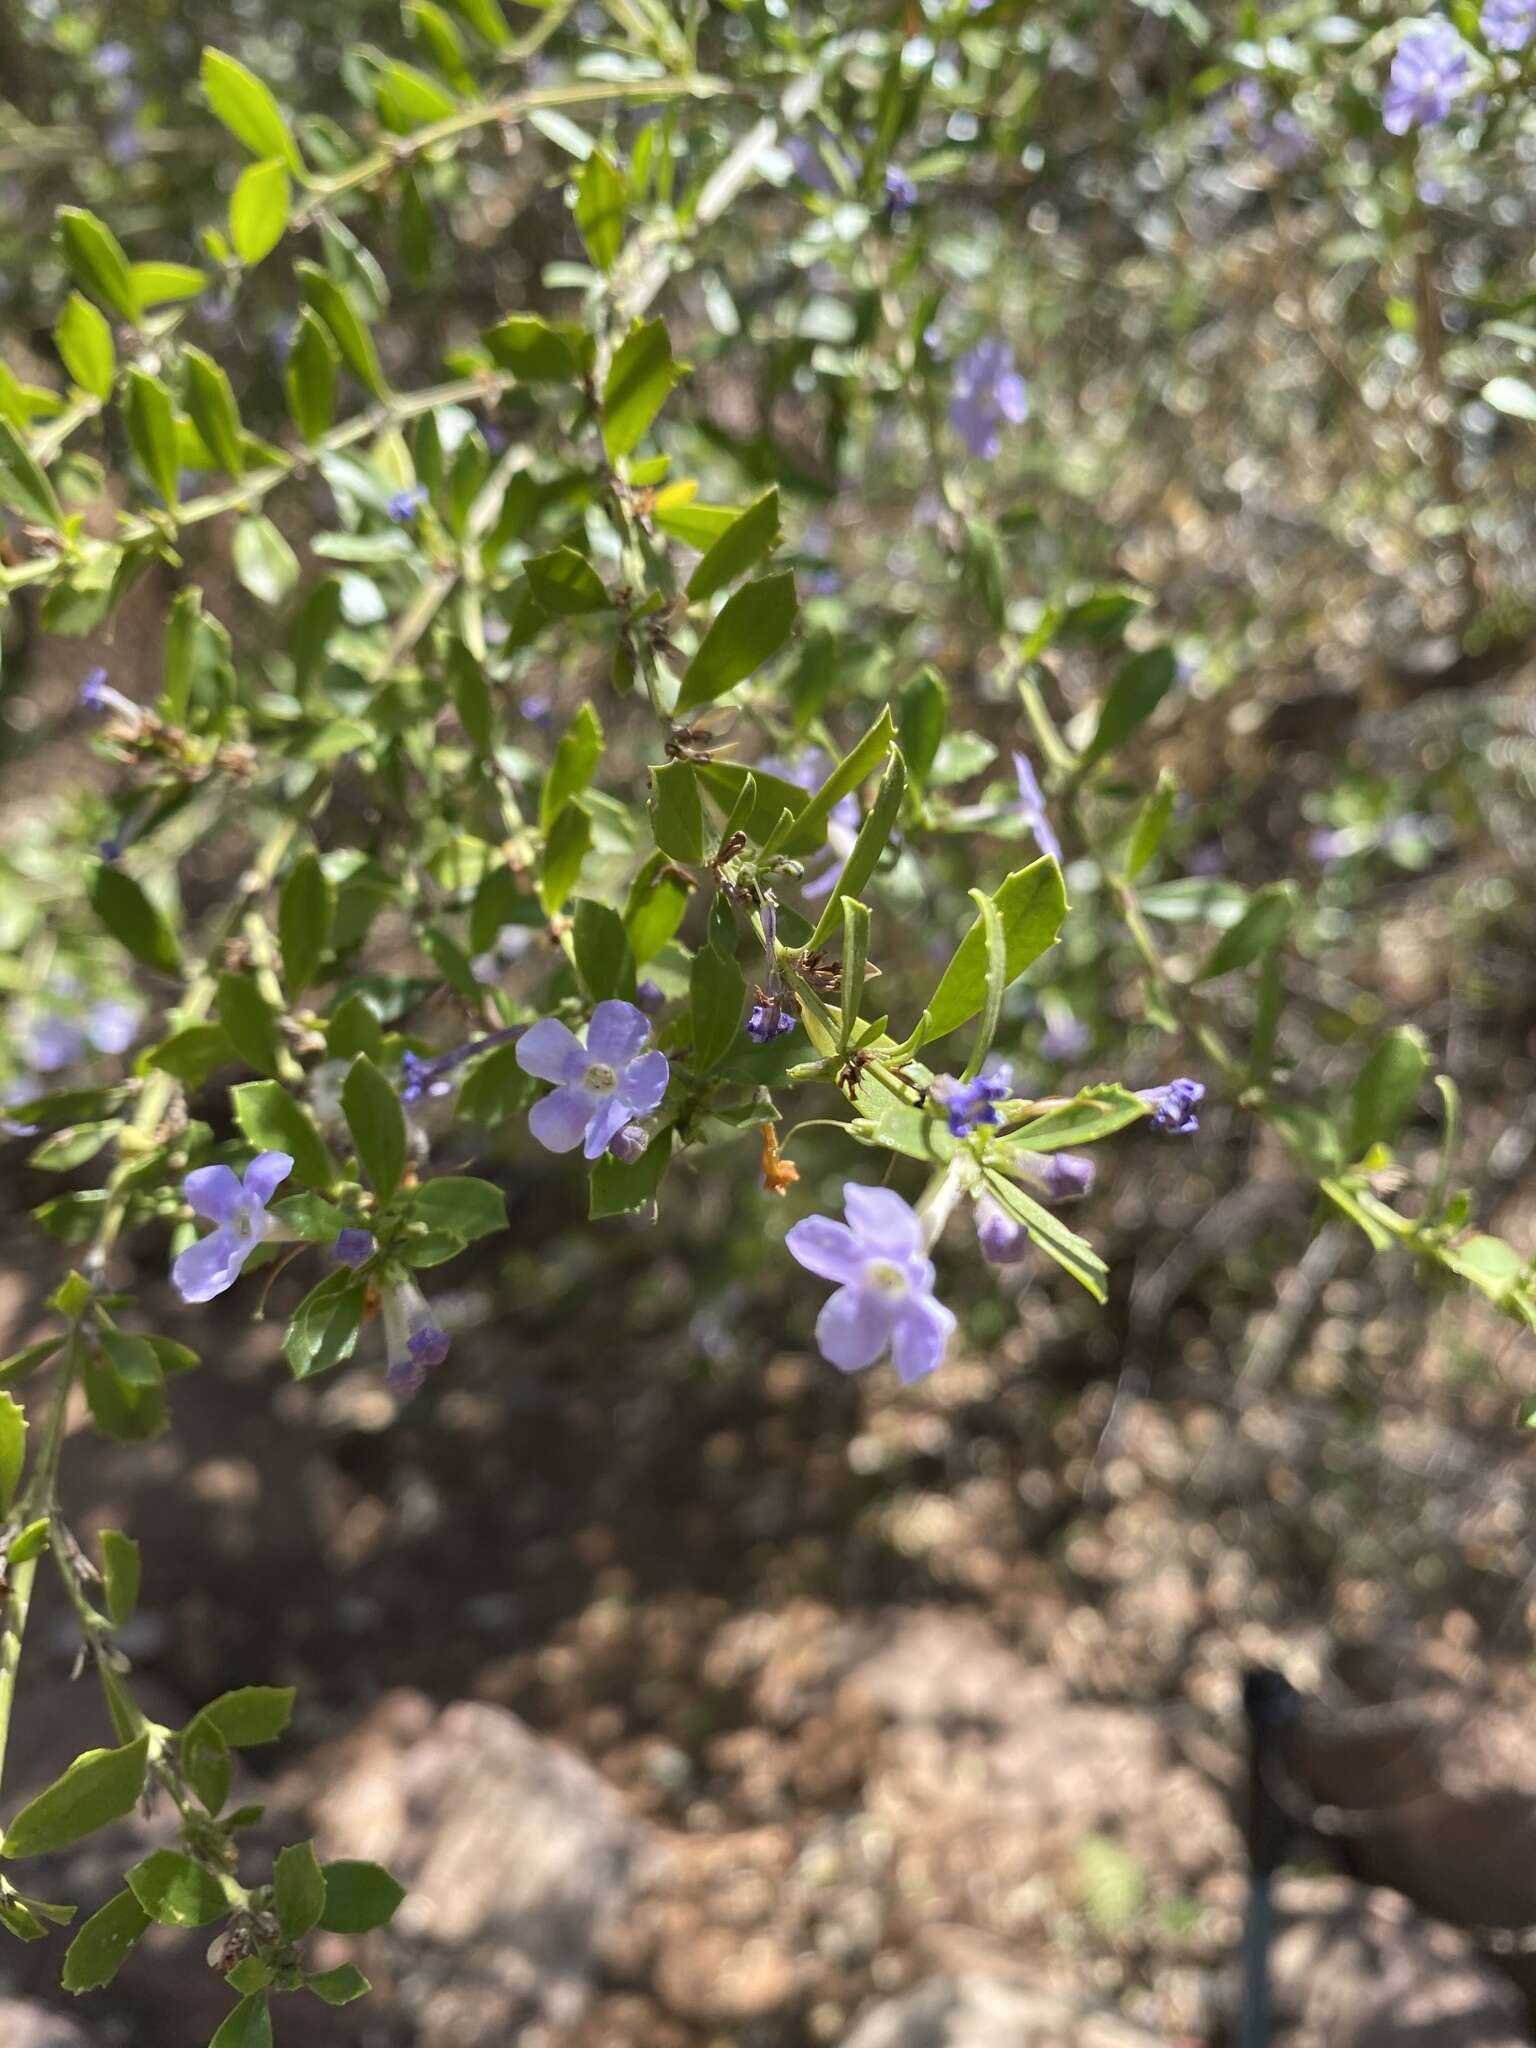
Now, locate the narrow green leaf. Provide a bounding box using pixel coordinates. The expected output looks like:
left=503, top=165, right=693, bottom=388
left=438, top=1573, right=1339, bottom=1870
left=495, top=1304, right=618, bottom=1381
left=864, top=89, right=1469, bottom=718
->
left=541, top=703, right=603, bottom=828
left=231, top=1080, right=335, bottom=1189
left=88, top=861, right=180, bottom=974
left=123, top=369, right=181, bottom=507
left=1347, top=1025, right=1430, bottom=1158
left=57, top=207, right=140, bottom=321
left=0, top=1393, right=24, bottom=1514
left=297, top=263, right=387, bottom=400
left=342, top=1055, right=407, bottom=1201
left=201, top=48, right=303, bottom=172
left=526, top=546, right=609, bottom=616
left=2, top=1735, right=150, bottom=1857
left=183, top=346, right=245, bottom=477
left=689, top=944, right=746, bottom=1071
left=285, top=306, right=339, bottom=442
left=675, top=571, right=797, bottom=714
left=0, top=418, right=64, bottom=530
left=1194, top=880, right=1297, bottom=981
left=232, top=514, right=300, bottom=606
left=602, top=317, right=683, bottom=464
left=685, top=489, right=780, bottom=600
left=1125, top=768, right=1178, bottom=880
left=779, top=708, right=893, bottom=858
left=1002, top=1084, right=1149, bottom=1152
left=920, top=857, right=1067, bottom=1046
left=230, top=159, right=291, bottom=266
left=274, top=1839, right=326, bottom=1941
left=575, top=150, right=625, bottom=271
left=192, top=1685, right=295, bottom=1748
left=1080, top=646, right=1178, bottom=772
left=649, top=760, right=705, bottom=864
left=897, top=666, right=947, bottom=789
left=960, top=887, right=1007, bottom=1082
left=100, top=1529, right=141, bottom=1626
left=440, top=0, right=511, bottom=45
left=217, top=972, right=285, bottom=1078
left=376, top=59, right=458, bottom=132
left=130, top=262, right=207, bottom=309
left=572, top=899, right=636, bottom=1002
left=980, top=1168, right=1108, bottom=1301
left=1482, top=375, right=1536, bottom=422
left=279, top=854, right=334, bottom=996
left=539, top=801, right=591, bottom=914
left=55, top=293, right=115, bottom=401
left=807, top=748, right=904, bottom=949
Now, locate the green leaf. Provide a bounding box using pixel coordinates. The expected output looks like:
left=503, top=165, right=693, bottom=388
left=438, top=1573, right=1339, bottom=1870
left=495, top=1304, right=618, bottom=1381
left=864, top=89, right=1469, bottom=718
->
left=897, top=666, right=947, bottom=789
left=602, top=317, right=683, bottom=464
left=279, top=854, right=334, bottom=997
left=980, top=1168, right=1108, bottom=1302
left=98, top=1329, right=163, bottom=1390
left=624, top=859, right=691, bottom=964
left=274, top=1839, right=326, bottom=1941
left=0, top=418, right=63, bottom=530
left=589, top=1127, right=672, bottom=1218
left=377, top=58, right=458, bottom=132
left=920, top=857, right=1067, bottom=1046
left=183, top=346, right=245, bottom=477
left=575, top=149, right=625, bottom=270
left=1125, top=769, right=1178, bottom=880
left=130, top=262, right=207, bottom=309
left=148, top=1023, right=235, bottom=1088
left=342, top=1055, right=407, bottom=1201
left=1003, top=1084, right=1149, bottom=1152
left=572, top=899, right=636, bottom=1003
left=305, top=1964, right=372, bottom=2006
left=396, top=1177, right=507, bottom=1262
left=525, top=546, right=610, bottom=616
left=319, top=1860, right=406, bottom=1934
left=7, top=1518, right=51, bottom=1565
left=233, top=514, right=300, bottom=607
left=127, top=1849, right=228, bottom=1928
left=482, top=313, right=586, bottom=382
left=326, top=993, right=383, bottom=1062
left=55, top=293, right=115, bottom=401
left=285, top=307, right=339, bottom=442
left=675, top=571, right=797, bottom=714
left=1481, top=375, right=1536, bottom=422
left=100, top=1529, right=141, bottom=1626
left=689, top=943, right=746, bottom=1072
left=960, top=887, right=1007, bottom=1082
left=779, top=708, right=894, bottom=858
left=2, top=1735, right=150, bottom=1857
left=539, top=802, right=591, bottom=915
left=231, top=1080, right=335, bottom=1190
left=209, top=1993, right=272, bottom=2048
left=807, top=749, right=904, bottom=949
left=57, top=207, right=140, bottom=322
left=0, top=1339, right=61, bottom=1393
left=649, top=761, right=705, bottom=864
left=297, top=263, right=387, bottom=400
left=0, top=1392, right=24, bottom=1515
left=88, top=861, right=180, bottom=974
left=441, top=0, right=511, bottom=45
left=541, top=703, right=603, bottom=828
left=1080, top=646, right=1178, bottom=772
left=217, top=972, right=284, bottom=1078
left=1347, top=1025, right=1430, bottom=1158
left=685, top=489, right=780, bottom=600
left=123, top=369, right=180, bottom=507
left=201, top=48, right=303, bottom=171
left=455, top=1043, right=536, bottom=1126
left=62, top=1889, right=150, bottom=1993
left=193, top=1685, right=295, bottom=1748
left=1194, top=881, right=1297, bottom=981
left=230, top=158, right=291, bottom=265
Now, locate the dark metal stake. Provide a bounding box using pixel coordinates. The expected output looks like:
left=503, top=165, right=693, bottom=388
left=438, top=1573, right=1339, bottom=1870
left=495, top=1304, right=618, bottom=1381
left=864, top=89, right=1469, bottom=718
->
left=1240, top=1668, right=1303, bottom=2048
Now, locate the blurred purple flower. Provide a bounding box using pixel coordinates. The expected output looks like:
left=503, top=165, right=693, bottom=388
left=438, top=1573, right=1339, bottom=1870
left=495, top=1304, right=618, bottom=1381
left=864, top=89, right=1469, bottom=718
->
left=975, top=1193, right=1028, bottom=1265
left=516, top=1001, right=669, bottom=1159
left=386, top=485, right=428, bottom=523
left=1210, top=78, right=1311, bottom=169
left=636, top=979, right=666, bottom=1016
left=172, top=1151, right=293, bottom=1303
left=885, top=165, right=918, bottom=213
left=381, top=1271, right=449, bottom=1396
left=949, top=339, right=1029, bottom=460
left=1187, top=840, right=1227, bottom=876
left=1012, top=750, right=1062, bottom=863
left=79, top=668, right=141, bottom=725
left=1307, top=826, right=1354, bottom=863
left=934, top=1064, right=1014, bottom=1139
left=1140, top=1078, right=1205, bottom=1135
left=85, top=1000, right=140, bottom=1056
left=786, top=1183, right=955, bottom=1381
left=24, top=1017, right=86, bottom=1074
left=1383, top=22, right=1472, bottom=133
left=1038, top=1007, right=1089, bottom=1062
left=1483, top=0, right=1536, bottom=51
left=330, top=1228, right=376, bottom=1269
left=93, top=40, right=135, bottom=79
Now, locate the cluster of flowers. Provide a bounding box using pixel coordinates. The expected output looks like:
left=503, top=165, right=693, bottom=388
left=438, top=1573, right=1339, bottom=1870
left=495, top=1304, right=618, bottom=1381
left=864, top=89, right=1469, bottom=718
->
left=1384, top=4, right=1536, bottom=135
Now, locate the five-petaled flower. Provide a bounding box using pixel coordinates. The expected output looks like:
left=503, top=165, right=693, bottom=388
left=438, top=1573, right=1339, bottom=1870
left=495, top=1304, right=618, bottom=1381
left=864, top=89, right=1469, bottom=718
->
left=1140, top=1077, right=1205, bottom=1135
left=172, top=1151, right=293, bottom=1303
left=949, top=338, right=1029, bottom=460
left=1483, top=0, right=1536, bottom=52
left=516, top=1000, right=670, bottom=1160
left=787, top=1183, right=956, bottom=1381
left=1383, top=21, right=1472, bottom=133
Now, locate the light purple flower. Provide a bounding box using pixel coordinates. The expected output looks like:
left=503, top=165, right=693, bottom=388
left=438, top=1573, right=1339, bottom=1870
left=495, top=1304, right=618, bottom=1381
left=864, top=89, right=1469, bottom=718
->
left=330, top=1228, right=376, bottom=1269
left=172, top=1151, right=293, bottom=1303
left=949, top=339, right=1029, bottom=461
left=786, top=1183, right=956, bottom=1381
left=608, top=1123, right=650, bottom=1164
left=1383, top=22, right=1472, bottom=134
left=93, top=40, right=135, bottom=80
left=635, top=979, right=666, bottom=1016
left=975, top=1193, right=1028, bottom=1265
left=79, top=668, right=141, bottom=725
left=24, top=1017, right=86, bottom=1074
left=381, top=1272, right=449, bottom=1396
left=1483, top=0, right=1536, bottom=52
left=933, top=1064, right=1014, bottom=1139
left=516, top=1000, right=670, bottom=1160
left=85, top=999, right=140, bottom=1056
left=1210, top=79, right=1311, bottom=169
left=386, top=484, right=428, bottom=523
left=1012, top=750, right=1062, bottom=863
left=747, top=1000, right=797, bottom=1044
left=1139, top=1078, right=1205, bottom=1135
left=885, top=164, right=918, bottom=213
left=1038, top=1006, right=1089, bottom=1062
left=1307, top=826, right=1355, bottom=863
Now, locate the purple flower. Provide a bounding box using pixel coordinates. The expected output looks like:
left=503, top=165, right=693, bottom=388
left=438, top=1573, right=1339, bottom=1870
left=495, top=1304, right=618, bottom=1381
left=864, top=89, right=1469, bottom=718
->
left=1140, top=1078, right=1205, bottom=1136
left=516, top=1000, right=670, bottom=1160
left=330, top=1228, right=376, bottom=1268
left=975, top=1193, right=1028, bottom=1265
left=607, top=1122, right=650, bottom=1164
left=1383, top=22, right=1472, bottom=134
left=1210, top=79, right=1311, bottom=169
left=934, top=1065, right=1014, bottom=1139
left=784, top=125, right=851, bottom=194
left=786, top=1183, right=956, bottom=1381
left=1012, top=750, right=1062, bottom=863
left=381, top=1272, right=449, bottom=1396
left=24, top=1017, right=86, bottom=1075
left=401, top=1025, right=524, bottom=1106
left=172, top=1151, right=293, bottom=1303
left=85, top=999, right=140, bottom=1056
left=1307, top=826, right=1354, bottom=863
left=79, top=669, right=141, bottom=724
left=1038, top=1007, right=1089, bottom=1062
left=93, top=40, right=135, bottom=79
left=386, top=485, right=428, bottom=523
left=1483, top=0, right=1536, bottom=51
left=747, top=1001, right=797, bottom=1044
left=1020, top=1151, right=1096, bottom=1200
left=885, top=164, right=918, bottom=213
left=949, top=339, right=1029, bottom=461
left=635, top=979, right=666, bottom=1016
